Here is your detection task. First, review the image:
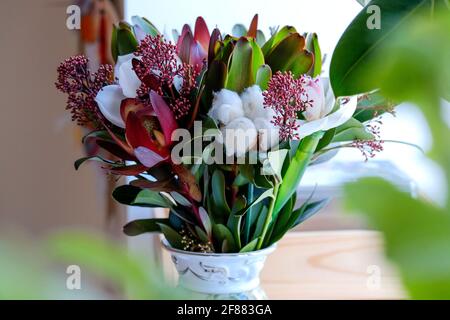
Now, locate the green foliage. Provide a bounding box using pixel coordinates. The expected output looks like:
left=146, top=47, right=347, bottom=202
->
left=344, top=9, right=450, bottom=299
left=330, top=0, right=434, bottom=97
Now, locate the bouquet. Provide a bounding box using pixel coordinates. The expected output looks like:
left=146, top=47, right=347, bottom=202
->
left=56, top=15, right=388, bottom=253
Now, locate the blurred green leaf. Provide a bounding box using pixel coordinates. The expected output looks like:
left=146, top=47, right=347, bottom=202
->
left=113, top=185, right=170, bottom=208
left=131, top=16, right=160, bottom=37
left=123, top=219, right=168, bottom=236
left=332, top=118, right=374, bottom=142
left=330, top=0, right=432, bottom=97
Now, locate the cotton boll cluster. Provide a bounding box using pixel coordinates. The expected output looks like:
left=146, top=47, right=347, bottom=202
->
left=208, top=85, right=280, bottom=157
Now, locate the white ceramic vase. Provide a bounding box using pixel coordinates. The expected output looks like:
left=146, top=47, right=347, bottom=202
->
left=162, top=239, right=276, bottom=300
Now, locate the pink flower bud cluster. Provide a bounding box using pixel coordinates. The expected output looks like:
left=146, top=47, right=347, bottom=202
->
left=55, top=55, right=113, bottom=127
left=263, top=71, right=312, bottom=140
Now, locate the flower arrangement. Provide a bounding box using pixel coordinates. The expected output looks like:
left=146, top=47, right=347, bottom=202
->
left=56, top=15, right=391, bottom=254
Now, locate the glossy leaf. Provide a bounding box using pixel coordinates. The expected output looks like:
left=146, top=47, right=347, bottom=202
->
left=330, top=0, right=431, bottom=97
left=158, top=223, right=183, bottom=249
left=194, top=16, right=210, bottom=52
left=123, top=218, right=168, bottom=236
left=262, top=25, right=297, bottom=56
left=274, top=131, right=324, bottom=216
left=212, top=224, right=237, bottom=253
left=306, top=33, right=322, bottom=77
left=247, top=14, right=258, bottom=38
left=255, top=64, right=272, bottom=90
left=112, top=185, right=170, bottom=208
left=211, top=170, right=231, bottom=215
left=225, top=38, right=254, bottom=92
left=240, top=238, right=260, bottom=253
left=332, top=117, right=374, bottom=142
left=74, top=156, right=115, bottom=170
left=117, top=26, right=139, bottom=56
left=131, top=16, right=159, bottom=37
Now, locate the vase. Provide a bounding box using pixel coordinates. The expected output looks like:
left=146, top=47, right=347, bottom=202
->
left=161, top=239, right=276, bottom=300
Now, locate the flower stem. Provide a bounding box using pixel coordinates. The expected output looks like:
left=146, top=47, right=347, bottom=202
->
left=256, top=182, right=280, bottom=250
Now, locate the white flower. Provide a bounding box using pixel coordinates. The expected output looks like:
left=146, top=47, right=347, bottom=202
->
left=95, top=85, right=126, bottom=128
left=116, top=54, right=142, bottom=98
left=221, top=117, right=257, bottom=157
left=294, top=77, right=356, bottom=139
left=296, top=96, right=358, bottom=139
left=208, top=89, right=244, bottom=125
left=95, top=54, right=142, bottom=127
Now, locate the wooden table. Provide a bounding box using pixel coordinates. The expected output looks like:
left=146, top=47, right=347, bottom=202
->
left=161, top=230, right=406, bottom=299
left=261, top=230, right=405, bottom=299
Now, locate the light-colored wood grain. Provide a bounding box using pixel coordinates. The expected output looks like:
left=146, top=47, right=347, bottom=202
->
left=261, top=230, right=405, bottom=299
left=161, top=230, right=406, bottom=300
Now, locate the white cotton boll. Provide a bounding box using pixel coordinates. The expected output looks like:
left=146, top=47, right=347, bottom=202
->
left=241, top=85, right=268, bottom=120
left=254, top=117, right=280, bottom=152
left=221, top=117, right=257, bottom=157
left=212, top=89, right=243, bottom=113
left=216, top=104, right=245, bottom=125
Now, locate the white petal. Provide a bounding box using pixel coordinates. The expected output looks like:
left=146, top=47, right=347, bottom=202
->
left=296, top=96, right=357, bottom=139
left=321, top=77, right=335, bottom=117
left=114, top=53, right=135, bottom=79
left=118, top=58, right=142, bottom=98
left=134, top=147, right=165, bottom=168
left=95, top=85, right=126, bottom=128
left=253, top=117, right=280, bottom=152
left=221, top=117, right=257, bottom=157
left=302, top=76, right=325, bottom=121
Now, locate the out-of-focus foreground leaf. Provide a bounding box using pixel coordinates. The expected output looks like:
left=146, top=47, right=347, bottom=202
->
left=344, top=10, right=450, bottom=299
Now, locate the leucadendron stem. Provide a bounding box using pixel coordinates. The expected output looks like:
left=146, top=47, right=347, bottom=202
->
left=257, top=131, right=324, bottom=249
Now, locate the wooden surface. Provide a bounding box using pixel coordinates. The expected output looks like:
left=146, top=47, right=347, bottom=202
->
left=161, top=230, right=406, bottom=300
left=261, top=230, right=405, bottom=299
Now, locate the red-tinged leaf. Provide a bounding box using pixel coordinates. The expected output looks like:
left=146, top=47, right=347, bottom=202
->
left=125, top=111, right=160, bottom=153
left=248, top=14, right=258, bottom=38
left=177, top=26, right=193, bottom=64
left=130, top=178, right=180, bottom=193
left=149, top=91, right=177, bottom=145
left=208, top=28, right=222, bottom=65
left=176, top=24, right=192, bottom=50
left=106, top=164, right=148, bottom=176
left=102, top=121, right=134, bottom=156
left=96, top=139, right=137, bottom=161
left=190, top=41, right=207, bottom=73
left=120, top=98, right=147, bottom=123
left=290, top=50, right=314, bottom=77
left=172, top=164, right=202, bottom=202
left=134, top=146, right=166, bottom=168
left=194, top=16, right=210, bottom=52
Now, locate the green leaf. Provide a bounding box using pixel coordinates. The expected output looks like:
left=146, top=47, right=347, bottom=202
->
left=123, top=219, right=168, bottom=236
left=262, top=25, right=297, bottom=56
left=131, top=16, right=159, bottom=37
left=111, top=25, right=118, bottom=62
left=227, top=195, right=247, bottom=249
left=315, top=128, right=336, bottom=152
left=306, top=33, right=322, bottom=77
left=225, top=38, right=262, bottom=92
left=117, top=26, right=139, bottom=56
left=112, top=185, right=170, bottom=208
left=212, top=224, right=237, bottom=253
left=211, top=170, right=231, bottom=215
left=333, top=118, right=374, bottom=142
left=265, top=33, right=305, bottom=74
left=255, top=64, right=272, bottom=90
left=252, top=205, right=269, bottom=239
left=291, top=198, right=330, bottom=228
left=274, top=131, right=324, bottom=216
left=354, top=91, right=394, bottom=122
left=330, top=0, right=432, bottom=96
left=232, top=24, right=247, bottom=37
left=239, top=238, right=260, bottom=253
left=158, top=223, right=183, bottom=249
left=195, top=226, right=209, bottom=243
